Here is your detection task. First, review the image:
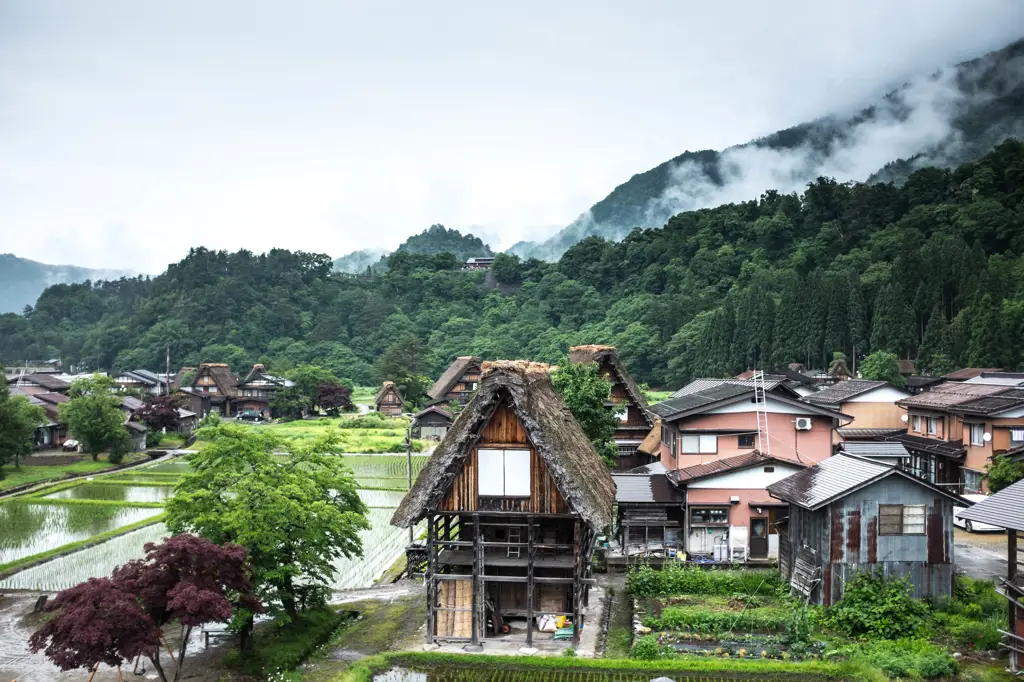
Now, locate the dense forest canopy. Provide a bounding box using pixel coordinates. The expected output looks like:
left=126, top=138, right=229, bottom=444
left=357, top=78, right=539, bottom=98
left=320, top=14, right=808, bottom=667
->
left=2, top=140, right=1023, bottom=388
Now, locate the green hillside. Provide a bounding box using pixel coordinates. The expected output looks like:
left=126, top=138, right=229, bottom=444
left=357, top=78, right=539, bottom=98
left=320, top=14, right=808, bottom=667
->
left=3, top=140, right=1023, bottom=389
left=0, top=254, right=134, bottom=315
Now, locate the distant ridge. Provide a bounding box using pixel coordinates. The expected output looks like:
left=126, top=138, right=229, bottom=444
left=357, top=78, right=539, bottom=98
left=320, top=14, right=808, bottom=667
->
left=0, top=254, right=134, bottom=314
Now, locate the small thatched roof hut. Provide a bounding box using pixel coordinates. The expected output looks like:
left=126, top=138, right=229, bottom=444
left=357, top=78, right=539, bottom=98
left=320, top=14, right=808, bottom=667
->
left=391, top=360, right=615, bottom=530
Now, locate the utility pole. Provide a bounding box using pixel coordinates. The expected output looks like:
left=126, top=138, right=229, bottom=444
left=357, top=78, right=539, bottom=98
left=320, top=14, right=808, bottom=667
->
left=165, top=345, right=171, bottom=396
left=405, top=419, right=416, bottom=544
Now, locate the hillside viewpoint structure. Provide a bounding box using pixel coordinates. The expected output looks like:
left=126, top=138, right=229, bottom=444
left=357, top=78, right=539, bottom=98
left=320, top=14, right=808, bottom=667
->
left=392, top=361, right=614, bottom=648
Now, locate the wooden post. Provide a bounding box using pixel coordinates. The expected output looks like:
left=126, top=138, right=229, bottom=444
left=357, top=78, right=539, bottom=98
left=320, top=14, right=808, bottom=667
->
left=472, top=513, right=481, bottom=645
left=572, top=516, right=582, bottom=648
left=87, top=662, right=100, bottom=682
left=1011, top=530, right=1019, bottom=634
left=526, top=515, right=535, bottom=647
left=425, top=514, right=436, bottom=644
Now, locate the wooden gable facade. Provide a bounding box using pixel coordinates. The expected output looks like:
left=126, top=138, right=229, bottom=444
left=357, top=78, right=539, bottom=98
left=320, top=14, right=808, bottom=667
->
left=441, top=403, right=569, bottom=515
left=427, top=356, right=483, bottom=406
left=375, top=381, right=404, bottom=416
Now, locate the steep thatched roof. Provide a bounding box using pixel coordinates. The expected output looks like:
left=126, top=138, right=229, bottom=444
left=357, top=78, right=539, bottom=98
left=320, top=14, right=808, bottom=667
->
left=195, top=363, right=237, bottom=396
left=568, top=345, right=651, bottom=420
left=427, top=356, right=482, bottom=401
left=637, top=418, right=662, bottom=456
left=375, top=380, right=404, bottom=406
left=391, top=360, right=615, bottom=529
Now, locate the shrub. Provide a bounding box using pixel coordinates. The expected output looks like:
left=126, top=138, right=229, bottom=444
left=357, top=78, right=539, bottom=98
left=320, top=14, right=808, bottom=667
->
left=630, top=634, right=661, bottom=660
left=561, top=647, right=577, bottom=657
left=947, top=575, right=1005, bottom=618
left=823, top=570, right=929, bottom=639
left=627, top=563, right=782, bottom=597
left=946, top=614, right=1003, bottom=651
left=842, top=639, right=957, bottom=680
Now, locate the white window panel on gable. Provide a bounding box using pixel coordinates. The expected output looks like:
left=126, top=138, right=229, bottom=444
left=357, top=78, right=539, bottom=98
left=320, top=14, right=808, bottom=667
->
left=845, top=386, right=912, bottom=403
left=704, top=397, right=819, bottom=415
left=991, top=407, right=1024, bottom=418
left=687, top=462, right=805, bottom=489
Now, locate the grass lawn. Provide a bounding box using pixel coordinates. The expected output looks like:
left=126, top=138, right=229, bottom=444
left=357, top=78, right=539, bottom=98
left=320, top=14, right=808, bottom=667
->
left=0, top=454, right=146, bottom=492
left=154, top=433, right=186, bottom=448
left=351, top=386, right=376, bottom=406
left=644, top=389, right=673, bottom=403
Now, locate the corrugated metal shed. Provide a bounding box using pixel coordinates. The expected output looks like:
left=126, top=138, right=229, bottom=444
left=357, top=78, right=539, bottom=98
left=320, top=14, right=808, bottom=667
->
left=804, top=380, right=887, bottom=405
left=958, top=480, right=1024, bottom=531
left=768, top=453, right=967, bottom=511
left=612, top=472, right=685, bottom=504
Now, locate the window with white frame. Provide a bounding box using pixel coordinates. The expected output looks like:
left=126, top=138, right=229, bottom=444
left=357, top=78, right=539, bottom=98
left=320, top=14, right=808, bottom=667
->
left=1011, top=429, right=1024, bottom=448
left=614, top=405, right=629, bottom=423
left=878, top=504, right=926, bottom=535
left=927, top=417, right=938, bottom=435
left=681, top=434, right=717, bottom=454
left=912, top=415, right=922, bottom=433
left=477, top=449, right=531, bottom=497
left=970, top=424, right=985, bottom=446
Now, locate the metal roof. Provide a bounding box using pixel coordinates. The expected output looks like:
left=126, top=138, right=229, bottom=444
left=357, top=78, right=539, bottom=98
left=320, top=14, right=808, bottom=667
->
left=897, top=382, right=1008, bottom=410
left=613, top=472, right=686, bottom=504
left=891, top=433, right=966, bottom=459
left=669, top=451, right=806, bottom=484
left=837, top=427, right=907, bottom=440
left=958, top=479, right=1024, bottom=532
left=804, top=380, right=892, bottom=406
left=953, top=389, right=1024, bottom=416
left=767, top=453, right=968, bottom=511
left=944, top=368, right=1001, bottom=380
left=650, top=383, right=751, bottom=418
left=670, top=377, right=788, bottom=399
left=839, top=442, right=909, bottom=458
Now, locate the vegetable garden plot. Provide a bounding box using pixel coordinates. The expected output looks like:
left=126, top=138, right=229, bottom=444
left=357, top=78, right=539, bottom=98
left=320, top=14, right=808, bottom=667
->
left=0, top=502, right=162, bottom=565
left=43, top=483, right=174, bottom=503
left=0, top=522, right=169, bottom=591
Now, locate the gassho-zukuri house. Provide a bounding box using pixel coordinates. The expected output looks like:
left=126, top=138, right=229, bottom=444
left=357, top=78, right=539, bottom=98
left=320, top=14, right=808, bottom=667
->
left=391, top=361, right=615, bottom=649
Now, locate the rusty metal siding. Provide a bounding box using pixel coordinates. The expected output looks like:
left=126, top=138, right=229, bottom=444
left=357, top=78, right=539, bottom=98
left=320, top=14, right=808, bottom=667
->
left=780, top=476, right=955, bottom=605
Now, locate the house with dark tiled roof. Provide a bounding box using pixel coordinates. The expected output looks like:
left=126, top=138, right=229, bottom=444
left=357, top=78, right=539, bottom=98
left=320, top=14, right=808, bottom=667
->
left=804, top=380, right=911, bottom=444
left=896, top=378, right=1024, bottom=493
left=10, top=387, right=69, bottom=450
left=112, top=369, right=169, bottom=395
left=10, top=372, right=71, bottom=395
left=641, top=379, right=849, bottom=562
left=235, top=364, right=293, bottom=419
left=182, top=363, right=239, bottom=417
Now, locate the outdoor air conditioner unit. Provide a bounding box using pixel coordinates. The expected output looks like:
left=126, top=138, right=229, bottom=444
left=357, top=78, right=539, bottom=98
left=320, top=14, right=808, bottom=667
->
left=795, top=417, right=813, bottom=431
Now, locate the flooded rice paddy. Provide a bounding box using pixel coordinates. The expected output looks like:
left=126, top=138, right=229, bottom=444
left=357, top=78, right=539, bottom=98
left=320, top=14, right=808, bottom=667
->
left=43, top=483, right=174, bottom=503
left=0, top=502, right=162, bottom=565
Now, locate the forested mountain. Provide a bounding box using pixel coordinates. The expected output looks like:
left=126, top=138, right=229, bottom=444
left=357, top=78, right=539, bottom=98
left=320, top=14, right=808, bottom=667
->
left=510, top=37, right=1024, bottom=260
left=2, top=140, right=1022, bottom=390
left=331, top=225, right=492, bottom=275
left=0, top=254, right=133, bottom=315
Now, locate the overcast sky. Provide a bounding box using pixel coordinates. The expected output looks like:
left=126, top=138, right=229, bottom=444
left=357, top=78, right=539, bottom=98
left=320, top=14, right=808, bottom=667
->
left=1, top=2, right=1023, bottom=273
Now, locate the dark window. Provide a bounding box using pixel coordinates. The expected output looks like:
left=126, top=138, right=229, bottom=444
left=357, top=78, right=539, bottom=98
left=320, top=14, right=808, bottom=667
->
left=690, top=507, right=729, bottom=525
left=878, top=504, right=926, bottom=535
left=738, top=434, right=755, bottom=448
left=763, top=466, right=774, bottom=473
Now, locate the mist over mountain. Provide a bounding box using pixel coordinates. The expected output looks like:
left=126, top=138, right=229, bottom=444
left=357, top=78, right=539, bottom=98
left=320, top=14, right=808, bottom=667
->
left=332, top=248, right=389, bottom=274
left=0, top=254, right=134, bottom=314
left=509, top=37, right=1024, bottom=261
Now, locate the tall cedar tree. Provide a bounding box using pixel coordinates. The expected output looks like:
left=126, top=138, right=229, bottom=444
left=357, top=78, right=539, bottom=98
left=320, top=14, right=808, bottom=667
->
left=165, top=424, right=368, bottom=635
left=551, top=360, right=619, bottom=467
left=0, top=369, right=46, bottom=474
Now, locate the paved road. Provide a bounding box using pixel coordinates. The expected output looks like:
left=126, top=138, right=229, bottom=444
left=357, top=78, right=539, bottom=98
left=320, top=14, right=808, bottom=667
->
left=955, top=527, right=1008, bottom=581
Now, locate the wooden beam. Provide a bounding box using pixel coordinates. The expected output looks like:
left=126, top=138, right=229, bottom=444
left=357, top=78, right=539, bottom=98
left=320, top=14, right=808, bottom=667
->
left=526, top=515, right=535, bottom=647
left=1011, top=531, right=1019, bottom=633
left=572, top=516, right=581, bottom=648
left=426, top=514, right=436, bottom=644
left=472, top=513, right=480, bottom=645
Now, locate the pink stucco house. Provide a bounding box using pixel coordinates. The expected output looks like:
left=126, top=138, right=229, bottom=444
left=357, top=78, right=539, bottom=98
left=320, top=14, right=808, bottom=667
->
left=642, top=378, right=850, bottom=561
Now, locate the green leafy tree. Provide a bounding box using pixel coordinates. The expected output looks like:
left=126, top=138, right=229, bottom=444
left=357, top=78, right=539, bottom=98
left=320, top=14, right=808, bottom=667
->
left=987, top=455, right=1024, bottom=493
left=59, top=375, right=128, bottom=459
left=268, top=385, right=309, bottom=419
left=165, top=423, right=369, bottom=631
left=551, top=359, right=618, bottom=467
left=0, top=370, right=46, bottom=475
left=287, top=364, right=349, bottom=412
left=374, top=335, right=432, bottom=407
left=859, top=351, right=906, bottom=387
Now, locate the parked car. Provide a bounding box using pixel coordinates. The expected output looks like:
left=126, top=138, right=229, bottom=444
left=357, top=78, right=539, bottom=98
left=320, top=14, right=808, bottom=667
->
left=62, top=439, right=80, bottom=452
left=237, top=411, right=265, bottom=423
left=954, top=494, right=1004, bottom=533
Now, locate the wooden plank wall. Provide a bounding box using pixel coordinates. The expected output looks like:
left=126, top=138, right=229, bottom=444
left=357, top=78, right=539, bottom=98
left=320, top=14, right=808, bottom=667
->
left=441, top=402, right=568, bottom=514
